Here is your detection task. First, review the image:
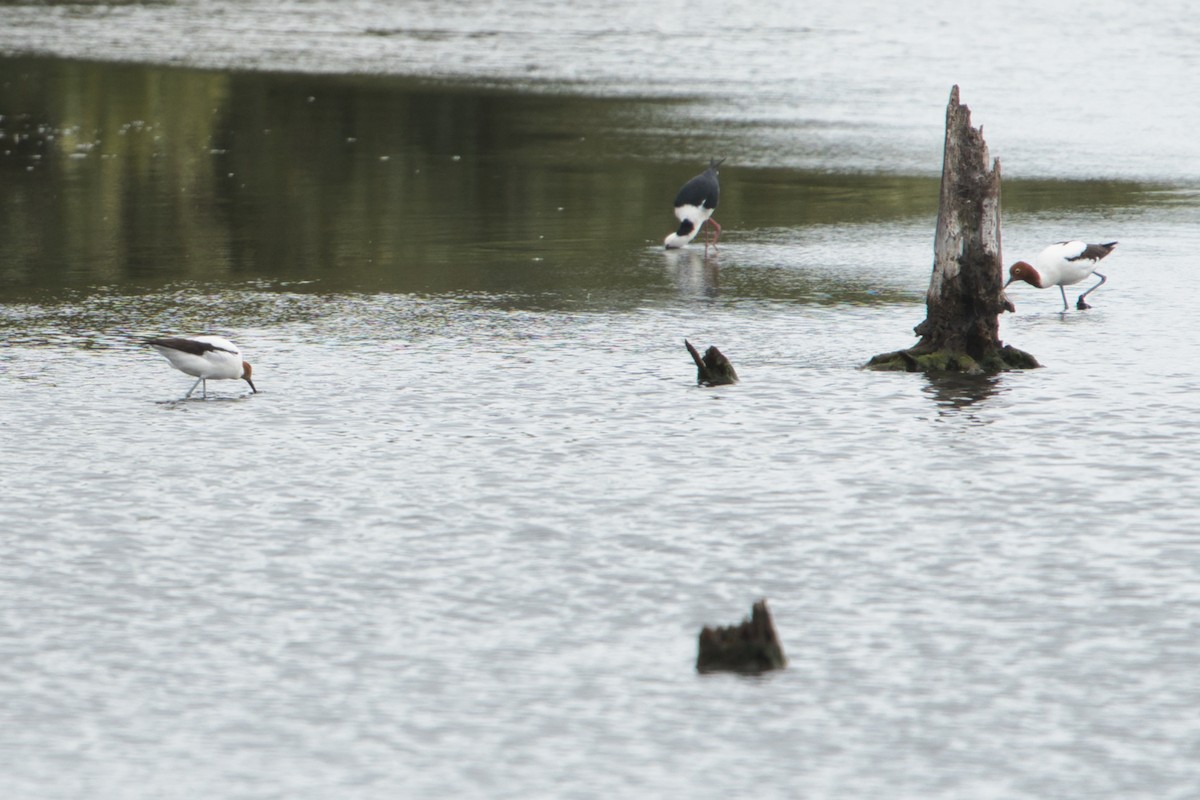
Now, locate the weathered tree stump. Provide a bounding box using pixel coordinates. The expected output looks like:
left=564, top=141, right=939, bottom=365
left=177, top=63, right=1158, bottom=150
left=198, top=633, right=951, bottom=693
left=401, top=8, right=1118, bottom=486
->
left=696, top=599, right=786, bottom=674
left=866, top=86, right=1038, bottom=374
left=685, top=339, right=739, bottom=386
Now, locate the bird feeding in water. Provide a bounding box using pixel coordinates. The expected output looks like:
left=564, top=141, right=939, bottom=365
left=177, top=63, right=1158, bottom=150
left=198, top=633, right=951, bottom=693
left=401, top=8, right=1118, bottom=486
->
left=664, top=158, right=723, bottom=250
left=146, top=335, right=257, bottom=399
left=1004, top=241, right=1118, bottom=311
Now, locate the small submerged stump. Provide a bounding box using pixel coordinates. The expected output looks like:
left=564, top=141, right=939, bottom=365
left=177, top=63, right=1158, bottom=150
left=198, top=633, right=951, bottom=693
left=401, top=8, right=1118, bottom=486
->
left=866, top=86, right=1037, bottom=374
left=696, top=599, right=786, bottom=674
left=685, top=339, right=739, bottom=386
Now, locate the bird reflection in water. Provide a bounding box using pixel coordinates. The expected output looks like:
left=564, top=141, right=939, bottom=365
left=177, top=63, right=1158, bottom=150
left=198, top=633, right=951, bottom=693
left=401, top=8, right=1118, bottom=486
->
left=663, top=247, right=720, bottom=298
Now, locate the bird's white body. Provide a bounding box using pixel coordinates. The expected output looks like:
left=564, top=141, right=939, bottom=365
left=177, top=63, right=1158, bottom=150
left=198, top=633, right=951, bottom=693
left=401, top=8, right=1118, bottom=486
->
left=150, top=335, right=245, bottom=379
left=1032, top=241, right=1107, bottom=287
left=664, top=203, right=714, bottom=249
left=1005, top=240, right=1117, bottom=311
left=147, top=335, right=256, bottom=398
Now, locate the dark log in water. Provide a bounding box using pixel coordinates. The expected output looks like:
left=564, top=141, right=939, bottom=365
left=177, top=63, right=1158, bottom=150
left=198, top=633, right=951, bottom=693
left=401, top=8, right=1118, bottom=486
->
left=696, top=599, right=786, bottom=674
left=866, top=86, right=1037, bottom=374
left=685, top=340, right=739, bottom=386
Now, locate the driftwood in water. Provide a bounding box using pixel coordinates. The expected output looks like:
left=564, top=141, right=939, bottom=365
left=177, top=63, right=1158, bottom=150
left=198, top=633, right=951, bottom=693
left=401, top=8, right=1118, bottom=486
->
left=696, top=599, right=786, bottom=674
left=866, top=86, right=1037, bottom=374
left=685, top=340, right=739, bottom=386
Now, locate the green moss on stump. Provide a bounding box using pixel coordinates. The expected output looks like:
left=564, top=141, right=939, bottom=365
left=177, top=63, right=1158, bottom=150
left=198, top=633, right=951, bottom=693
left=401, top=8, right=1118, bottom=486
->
left=865, top=344, right=1039, bottom=374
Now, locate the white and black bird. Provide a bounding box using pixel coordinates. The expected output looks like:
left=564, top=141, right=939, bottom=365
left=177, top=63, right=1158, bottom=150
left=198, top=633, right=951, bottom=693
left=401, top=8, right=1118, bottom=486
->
left=146, top=335, right=257, bottom=398
left=664, top=158, right=723, bottom=250
left=1004, top=241, right=1118, bottom=311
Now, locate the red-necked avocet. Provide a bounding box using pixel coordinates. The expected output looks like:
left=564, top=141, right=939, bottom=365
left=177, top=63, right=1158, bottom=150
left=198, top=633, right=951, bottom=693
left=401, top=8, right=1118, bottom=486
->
left=1005, top=240, right=1118, bottom=311
left=664, top=158, right=723, bottom=250
left=146, top=335, right=257, bottom=398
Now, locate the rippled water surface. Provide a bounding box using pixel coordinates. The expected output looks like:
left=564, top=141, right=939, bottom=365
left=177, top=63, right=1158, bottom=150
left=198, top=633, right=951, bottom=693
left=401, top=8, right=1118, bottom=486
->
left=3, top=2, right=1200, bottom=798
left=2, top=0, right=1198, bottom=178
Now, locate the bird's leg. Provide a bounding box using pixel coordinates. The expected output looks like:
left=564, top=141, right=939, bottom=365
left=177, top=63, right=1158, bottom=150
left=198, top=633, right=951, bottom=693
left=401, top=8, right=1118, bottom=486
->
left=1076, top=272, right=1107, bottom=310
left=708, top=218, right=722, bottom=249
left=202, top=379, right=208, bottom=399
left=1059, top=285, right=1069, bottom=312
left=184, top=376, right=203, bottom=399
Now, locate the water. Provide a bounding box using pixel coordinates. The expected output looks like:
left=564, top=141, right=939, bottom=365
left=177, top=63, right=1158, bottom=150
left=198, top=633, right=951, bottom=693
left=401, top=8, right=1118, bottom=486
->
left=2, top=0, right=1198, bottom=178
left=3, top=2, right=1200, bottom=798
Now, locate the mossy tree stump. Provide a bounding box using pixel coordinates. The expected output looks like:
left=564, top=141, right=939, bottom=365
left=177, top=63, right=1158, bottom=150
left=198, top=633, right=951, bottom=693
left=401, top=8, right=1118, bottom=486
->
left=867, top=86, right=1037, bottom=374
left=696, top=599, right=786, bottom=674
left=685, top=339, right=739, bottom=386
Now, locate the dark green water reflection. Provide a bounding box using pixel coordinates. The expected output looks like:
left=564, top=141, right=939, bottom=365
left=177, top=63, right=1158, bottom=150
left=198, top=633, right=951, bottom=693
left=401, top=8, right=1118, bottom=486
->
left=0, top=56, right=1167, bottom=303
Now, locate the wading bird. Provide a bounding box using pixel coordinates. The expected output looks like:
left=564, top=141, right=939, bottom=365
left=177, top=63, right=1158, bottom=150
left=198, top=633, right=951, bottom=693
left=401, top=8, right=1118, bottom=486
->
left=146, top=335, right=257, bottom=399
left=1005, top=241, right=1118, bottom=311
left=664, top=158, right=723, bottom=250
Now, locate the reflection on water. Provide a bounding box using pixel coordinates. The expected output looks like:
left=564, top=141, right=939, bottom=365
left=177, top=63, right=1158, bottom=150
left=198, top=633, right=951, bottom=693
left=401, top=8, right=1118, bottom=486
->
left=662, top=248, right=720, bottom=298
left=920, top=372, right=1004, bottom=417
left=2, top=0, right=1199, bottom=182
left=0, top=55, right=1173, bottom=305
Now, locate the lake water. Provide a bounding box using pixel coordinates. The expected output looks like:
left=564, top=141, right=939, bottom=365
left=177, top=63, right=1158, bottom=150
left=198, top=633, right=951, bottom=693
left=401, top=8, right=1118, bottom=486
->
left=3, top=2, right=1200, bottom=798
